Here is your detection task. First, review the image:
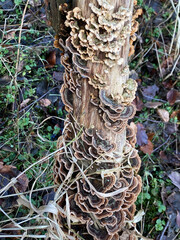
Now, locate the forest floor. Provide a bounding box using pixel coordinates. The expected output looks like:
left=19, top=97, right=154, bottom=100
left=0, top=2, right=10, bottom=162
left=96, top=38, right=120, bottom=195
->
left=0, top=0, right=179, bottom=239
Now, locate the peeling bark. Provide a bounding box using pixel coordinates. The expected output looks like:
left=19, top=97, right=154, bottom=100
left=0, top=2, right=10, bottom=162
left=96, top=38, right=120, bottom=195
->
left=45, top=0, right=142, bottom=239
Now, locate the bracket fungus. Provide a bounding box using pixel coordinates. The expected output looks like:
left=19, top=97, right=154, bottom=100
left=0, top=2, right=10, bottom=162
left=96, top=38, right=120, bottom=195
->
left=47, top=0, right=142, bottom=239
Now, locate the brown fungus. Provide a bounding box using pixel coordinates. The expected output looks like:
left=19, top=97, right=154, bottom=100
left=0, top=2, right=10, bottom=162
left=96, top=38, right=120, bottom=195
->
left=60, top=84, right=73, bottom=111
left=52, top=1, right=142, bottom=239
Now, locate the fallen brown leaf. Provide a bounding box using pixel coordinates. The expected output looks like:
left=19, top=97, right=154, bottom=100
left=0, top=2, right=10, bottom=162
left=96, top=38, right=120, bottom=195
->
left=4, top=30, right=15, bottom=40
left=142, top=84, right=159, bottom=101
left=144, top=101, right=162, bottom=109
left=0, top=162, right=29, bottom=209
left=43, top=190, right=55, bottom=205
left=168, top=172, right=180, bottom=189
left=161, top=56, right=173, bottom=77
left=167, top=89, right=180, bottom=105
left=0, top=162, right=28, bottom=192
left=136, top=78, right=142, bottom=86
left=162, top=79, right=174, bottom=89
left=136, top=123, right=148, bottom=146
left=39, top=98, right=51, bottom=107
left=45, top=50, right=56, bottom=68
left=17, top=60, right=24, bottom=73
left=159, top=151, right=180, bottom=166
left=159, top=151, right=168, bottom=161
left=157, top=109, right=169, bottom=122
left=171, top=110, right=180, bottom=120
left=20, top=98, right=31, bottom=109
left=0, top=75, right=11, bottom=85
left=165, top=123, right=178, bottom=135
left=133, top=96, right=144, bottom=111
left=53, top=71, right=64, bottom=82
left=147, top=132, right=155, bottom=141
left=140, top=140, right=154, bottom=155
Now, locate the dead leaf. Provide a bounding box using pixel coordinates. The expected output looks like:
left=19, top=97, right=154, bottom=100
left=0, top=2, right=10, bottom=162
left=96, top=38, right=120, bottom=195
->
left=165, top=123, right=178, bottom=135
left=160, top=151, right=180, bottom=167
left=45, top=50, right=56, bottom=68
left=147, top=132, right=155, bottom=141
left=163, top=79, right=174, bottom=89
left=171, top=110, right=180, bottom=120
left=146, top=61, right=157, bottom=75
left=168, top=172, right=180, bottom=189
left=0, top=75, right=11, bottom=85
left=20, top=98, right=31, bottom=109
left=0, top=145, right=16, bottom=152
left=176, top=211, right=180, bottom=228
left=0, top=162, right=29, bottom=209
left=133, top=96, right=144, bottom=111
left=159, top=151, right=168, bottom=161
left=157, top=109, right=169, bottom=122
left=53, top=71, right=64, bottom=82
left=167, top=89, right=180, bottom=105
left=4, top=30, right=15, bottom=40
left=136, top=78, right=142, bottom=86
left=142, top=84, right=159, bottom=101
left=136, top=123, right=148, bottom=146
left=140, top=140, right=154, bottom=155
left=161, top=56, right=174, bottom=77
left=144, top=101, right=162, bottom=109
left=39, top=98, right=51, bottom=107
left=17, top=60, right=24, bottom=73
left=43, top=190, right=55, bottom=205
left=167, top=192, right=180, bottom=211
left=165, top=191, right=180, bottom=237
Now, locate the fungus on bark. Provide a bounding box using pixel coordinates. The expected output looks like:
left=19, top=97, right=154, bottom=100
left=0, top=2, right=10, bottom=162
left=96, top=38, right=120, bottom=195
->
left=46, top=0, right=142, bottom=239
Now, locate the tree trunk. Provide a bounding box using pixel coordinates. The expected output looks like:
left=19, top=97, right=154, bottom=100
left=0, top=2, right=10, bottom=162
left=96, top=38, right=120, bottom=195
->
left=46, top=0, right=142, bottom=239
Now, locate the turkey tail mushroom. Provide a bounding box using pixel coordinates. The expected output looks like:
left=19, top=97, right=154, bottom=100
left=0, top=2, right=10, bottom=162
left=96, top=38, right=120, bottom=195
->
left=46, top=0, right=142, bottom=239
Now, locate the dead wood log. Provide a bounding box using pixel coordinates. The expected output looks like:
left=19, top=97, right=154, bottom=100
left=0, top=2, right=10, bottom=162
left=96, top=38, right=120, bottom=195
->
left=45, top=0, right=142, bottom=239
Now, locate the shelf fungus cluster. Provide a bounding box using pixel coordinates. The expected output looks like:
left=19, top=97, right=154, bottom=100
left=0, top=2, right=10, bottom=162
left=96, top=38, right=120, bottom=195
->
left=53, top=1, right=142, bottom=239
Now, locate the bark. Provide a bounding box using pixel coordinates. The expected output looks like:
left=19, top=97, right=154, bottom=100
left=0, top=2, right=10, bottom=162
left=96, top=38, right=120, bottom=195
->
left=45, top=0, right=142, bottom=239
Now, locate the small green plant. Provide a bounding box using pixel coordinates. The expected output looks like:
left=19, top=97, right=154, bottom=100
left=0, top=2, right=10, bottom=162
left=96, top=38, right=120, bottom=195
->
left=157, top=201, right=166, bottom=213
left=14, top=0, right=23, bottom=5
left=155, top=219, right=166, bottom=231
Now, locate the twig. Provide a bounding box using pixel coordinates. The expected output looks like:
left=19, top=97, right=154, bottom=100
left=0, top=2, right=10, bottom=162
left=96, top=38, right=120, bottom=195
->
left=164, top=55, right=180, bottom=80
left=140, top=90, right=166, bottom=103
left=169, top=0, right=180, bottom=56
left=172, top=230, right=180, bottom=240
left=14, top=0, right=29, bottom=86
left=155, top=42, right=163, bottom=78
left=0, top=235, right=46, bottom=238
left=152, top=136, right=171, bottom=153
left=159, top=215, right=172, bottom=240
left=1, top=225, right=49, bottom=231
